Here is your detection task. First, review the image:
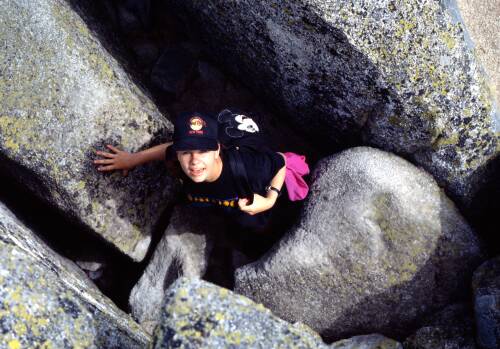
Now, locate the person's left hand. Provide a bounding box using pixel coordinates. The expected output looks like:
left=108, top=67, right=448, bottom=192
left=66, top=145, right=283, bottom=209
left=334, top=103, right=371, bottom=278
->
left=238, top=193, right=276, bottom=216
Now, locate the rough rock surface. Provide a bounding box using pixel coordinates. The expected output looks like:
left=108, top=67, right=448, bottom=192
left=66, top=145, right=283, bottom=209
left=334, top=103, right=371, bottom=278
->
left=235, top=147, right=484, bottom=340
left=152, top=278, right=328, bottom=348
left=0, top=202, right=150, bottom=348
left=0, top=0, right=176, bottom=261
left=456, top=0, right=500, bottom=105
left=129, top=205, right=221, bottom=334
left=167, top=0, right=498, bottom=207
left=472, top=256, right=500, bottom=349
left=330, top=334, right=402, bottom=349
left=403, top=304, right=477, bottom=349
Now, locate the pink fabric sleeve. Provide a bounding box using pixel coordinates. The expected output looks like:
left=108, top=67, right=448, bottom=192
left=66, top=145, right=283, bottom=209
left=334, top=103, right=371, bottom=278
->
left=283, top=152, right=310, bottom=201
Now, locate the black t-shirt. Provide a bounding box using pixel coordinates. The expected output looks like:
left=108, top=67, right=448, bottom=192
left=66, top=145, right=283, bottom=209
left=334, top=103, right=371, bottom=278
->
left=182, top=149, right=285, bottom=229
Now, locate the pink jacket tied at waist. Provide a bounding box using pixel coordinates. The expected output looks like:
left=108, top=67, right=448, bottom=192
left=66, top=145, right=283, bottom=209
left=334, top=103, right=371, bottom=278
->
left=284, top=152, right=310, bottom=201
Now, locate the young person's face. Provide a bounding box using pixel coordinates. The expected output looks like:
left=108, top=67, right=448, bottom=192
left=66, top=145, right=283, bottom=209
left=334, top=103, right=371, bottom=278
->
left=176, top=147, right=220, bottom=183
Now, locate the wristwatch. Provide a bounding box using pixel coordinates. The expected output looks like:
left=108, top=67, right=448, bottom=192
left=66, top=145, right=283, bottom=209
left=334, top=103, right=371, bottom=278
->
left=265, top=185, right=281, bottom=197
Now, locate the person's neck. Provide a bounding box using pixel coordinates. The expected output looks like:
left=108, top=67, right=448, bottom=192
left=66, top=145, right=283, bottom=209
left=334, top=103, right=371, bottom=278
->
left=205, top=157, right=223, bottom=182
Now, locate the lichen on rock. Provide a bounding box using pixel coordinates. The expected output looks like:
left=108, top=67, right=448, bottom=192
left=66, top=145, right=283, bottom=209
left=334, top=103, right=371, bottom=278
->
left=0, top=0, right=177, bottom=261
left=234, top=147, right=484, bottom=341
left=0, top=202, right=150, bottom=348
left=152, top=278, right=329, bottom=348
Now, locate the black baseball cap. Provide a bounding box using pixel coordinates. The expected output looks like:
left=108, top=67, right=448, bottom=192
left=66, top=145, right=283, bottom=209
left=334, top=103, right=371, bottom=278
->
left=171, top=112, right=219, bottom=151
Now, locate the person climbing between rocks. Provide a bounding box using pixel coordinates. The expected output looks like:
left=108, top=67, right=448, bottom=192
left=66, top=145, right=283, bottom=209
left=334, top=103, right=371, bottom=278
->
left=93, top=110, right=309, bottom=257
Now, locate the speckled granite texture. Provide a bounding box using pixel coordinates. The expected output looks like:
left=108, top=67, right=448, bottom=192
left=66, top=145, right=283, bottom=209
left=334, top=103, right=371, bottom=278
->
left=0, top=0, right=176, bottom=261
left=235, top=147, right=484, bottom=340
left=152, top=278, right=329, bottom=348
left=0, top=202, right=150, bottom=348
left=167, top=0, right=499, bottom=207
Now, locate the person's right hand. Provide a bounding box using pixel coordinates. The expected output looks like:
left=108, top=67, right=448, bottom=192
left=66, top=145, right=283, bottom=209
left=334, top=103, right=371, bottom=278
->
left=94, top=145, right=136, bottom=176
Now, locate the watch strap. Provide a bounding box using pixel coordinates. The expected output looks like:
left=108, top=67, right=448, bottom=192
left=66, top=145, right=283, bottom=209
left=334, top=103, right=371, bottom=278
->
left=266, top=185, right=281, bottom=197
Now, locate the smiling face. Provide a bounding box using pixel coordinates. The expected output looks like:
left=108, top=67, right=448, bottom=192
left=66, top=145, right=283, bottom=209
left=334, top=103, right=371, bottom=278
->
left=176, top=146, right=222, bottom=183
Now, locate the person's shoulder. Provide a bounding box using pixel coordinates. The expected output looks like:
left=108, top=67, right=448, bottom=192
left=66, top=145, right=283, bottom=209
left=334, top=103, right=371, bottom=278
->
left=238, top=148, right=284, bottom=172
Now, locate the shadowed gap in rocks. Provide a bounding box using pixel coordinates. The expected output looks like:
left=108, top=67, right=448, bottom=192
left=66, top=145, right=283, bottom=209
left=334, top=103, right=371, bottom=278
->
left=66, top=0, right=320, bottom=158
left=0, top=153, right=173, bottom=312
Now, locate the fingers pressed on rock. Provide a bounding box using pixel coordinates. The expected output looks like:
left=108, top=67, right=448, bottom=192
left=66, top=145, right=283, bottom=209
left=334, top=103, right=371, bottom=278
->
left=98, top=151, right=117, bottom=158
left=94, top=159, right=115, bottom=165
left=99, top=164, right=116, bottom=171
left=106, top=144, right=121, bottom=153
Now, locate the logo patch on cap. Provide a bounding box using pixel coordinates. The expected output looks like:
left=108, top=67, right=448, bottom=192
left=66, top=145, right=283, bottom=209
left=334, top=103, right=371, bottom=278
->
left=189, top=116, right=205, bottom=135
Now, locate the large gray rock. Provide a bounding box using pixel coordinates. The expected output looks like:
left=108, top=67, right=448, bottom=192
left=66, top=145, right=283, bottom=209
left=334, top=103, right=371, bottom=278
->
left=0, top=0, right=176, bottom=261
left=403, top=304, right=477, bottom=349
left=472, top=256, right=500, bottom=349
left=167, top=0, right=498, bottom=207
left=152, top=278, right=329, bottom=348
left=0, top=202, right=150, bottom=348
left=129, top=205, right=220, bottom=334
left=235, top=147, right=484, bottom=340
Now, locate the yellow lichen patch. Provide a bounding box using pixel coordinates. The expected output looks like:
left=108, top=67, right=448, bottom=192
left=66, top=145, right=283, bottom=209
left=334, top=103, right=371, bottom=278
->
left=76, top=181, right=86, bottom=191
left=197, top=287, right=210, bottom=297
left=395, top=18, right=416, bottom=38
left=90, top=200, right=101, bottom=214
left=433, top=133, right=459, bottom=148
left=75, top=18, right=90, bottom=37
left=87, top=53, right=115, bottom=81
left=65, top=34, right=75, bottom=49
left=4, top=138, right=20, bottom=152
left=218, top=288, right=229, bottom=297
left=242, top=334, right=257, bottom=344
left=400, top=260, right=418, bottom=274
left=440, top=31, right=456, bottom=50
left=8, top=339, right=21, bottom=349
left=225, top=331, right=242, bottom=345
left=0, top=115, right=43, bottom=155
left=431, top=72, right=449, bottom=95
left=175, top=319, right=189, bottom=328
left=13, top=321, right=27, bottom=336
left=170, top=303, right=191, bottom=316
left=255, top=303, right=267, bottom=312
left=214, top=312, right=224, bottom=322
left=10, top=286, right=23, bottom=302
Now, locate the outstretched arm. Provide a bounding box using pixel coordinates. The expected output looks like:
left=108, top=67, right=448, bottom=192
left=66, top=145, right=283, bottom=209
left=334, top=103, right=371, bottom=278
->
left=94, top=142, right=172, bottom=176
left=238, top=153, right=286, bottom=215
